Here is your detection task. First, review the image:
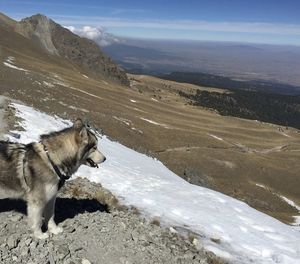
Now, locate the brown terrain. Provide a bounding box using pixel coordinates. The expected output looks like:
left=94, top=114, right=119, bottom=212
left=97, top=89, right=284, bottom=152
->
left=0, top=13, right=300, bottom=225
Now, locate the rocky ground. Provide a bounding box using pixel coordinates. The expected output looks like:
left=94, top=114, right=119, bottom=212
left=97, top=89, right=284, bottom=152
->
left=0, top=178, right=224, bottom=264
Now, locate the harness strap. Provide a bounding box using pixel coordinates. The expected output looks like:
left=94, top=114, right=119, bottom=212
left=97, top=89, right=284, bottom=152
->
left=41, top=143, right=71, bottom=190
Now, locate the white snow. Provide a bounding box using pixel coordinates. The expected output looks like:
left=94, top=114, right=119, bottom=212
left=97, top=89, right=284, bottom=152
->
left=58, top=101, right=89, bottom=113
left=130, top=99, right=137, bottom=103
left=255, top=183, right=300, bottom=226
left=113, top=116, right=131, bottom=126
left=3, top=62, right=29, bottom=72
left=280, top=132, right=291, bottom=138
left=6, top=56, right=15, bottom=63
left=140, top=117, right=170, bottom=129
left=7, top=102, right=300, bottom=264
left=280, top=196, right=300, bottom=226
left=50, top=75, right=104, bottom=101
left=3, top=56, right=29, bottom=72
left=256, top=183, right=268, bottom=190
left=208, top=133, right=224, bottom=141
left=131, top=127, right=143, bottom=134
left=280, top=196, right=300, bottom=211
left=42, top=81, right=55, bottom=88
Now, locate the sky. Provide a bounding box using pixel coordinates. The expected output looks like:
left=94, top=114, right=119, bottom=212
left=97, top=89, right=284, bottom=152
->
left=1, top=0, right=300, bottom=45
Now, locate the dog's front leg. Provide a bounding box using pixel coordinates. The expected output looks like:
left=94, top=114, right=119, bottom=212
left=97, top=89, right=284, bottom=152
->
left=27, top=199, right=49, bottom=239
left=44, top=197, right=63, bottom=235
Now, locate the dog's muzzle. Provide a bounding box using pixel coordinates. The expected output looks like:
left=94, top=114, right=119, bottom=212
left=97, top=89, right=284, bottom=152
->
left=85, top=150, right=106, bottom=168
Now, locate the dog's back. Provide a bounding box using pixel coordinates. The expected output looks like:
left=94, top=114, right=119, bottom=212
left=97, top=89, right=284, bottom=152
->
left=0, top=141, right=27, bottom=199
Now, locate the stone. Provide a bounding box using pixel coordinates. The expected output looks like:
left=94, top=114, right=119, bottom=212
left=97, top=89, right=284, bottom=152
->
left=25, top=238, right=33, bottom=246
left=81, top=259, right=91, bottom=264
left=58, top=246, right=70, bottom=260
left=7, top=236, right=19, bottom=249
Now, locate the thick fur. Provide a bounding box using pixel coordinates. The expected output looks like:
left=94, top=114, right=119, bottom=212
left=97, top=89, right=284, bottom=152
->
left=0, top=119, right=106, bottom=239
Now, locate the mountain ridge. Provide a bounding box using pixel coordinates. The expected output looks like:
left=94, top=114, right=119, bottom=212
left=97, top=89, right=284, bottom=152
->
left=2, top=13, right=129, bottom=85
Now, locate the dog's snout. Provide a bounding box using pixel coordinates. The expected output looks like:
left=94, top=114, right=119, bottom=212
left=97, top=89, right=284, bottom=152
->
left=103, top=157, right=106, bottom=162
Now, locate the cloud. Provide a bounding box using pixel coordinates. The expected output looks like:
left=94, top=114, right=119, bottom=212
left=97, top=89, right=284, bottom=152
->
left=56, top=15, right=300, bottom=36
left=64, top=25, right=120, bottom=46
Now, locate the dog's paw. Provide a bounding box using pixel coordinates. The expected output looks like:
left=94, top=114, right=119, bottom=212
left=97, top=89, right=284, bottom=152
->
left=49, top=225, right=63, bottom=235
left=34, top=231, right=49, bottom=240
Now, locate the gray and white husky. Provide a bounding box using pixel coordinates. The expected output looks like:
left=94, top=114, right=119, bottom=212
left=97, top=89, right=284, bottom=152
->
left=0, top=119, right=106, bottom=239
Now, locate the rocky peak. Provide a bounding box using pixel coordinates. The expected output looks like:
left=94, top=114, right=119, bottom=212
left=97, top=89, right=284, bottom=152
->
left=15, top=14, right=129, bottom=85
left=16, top=13, right=58, bottom=55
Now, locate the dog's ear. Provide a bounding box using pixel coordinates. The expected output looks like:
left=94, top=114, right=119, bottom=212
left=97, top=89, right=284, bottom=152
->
left=74, top=119, right=88, bottom=143
left=74, top=119, right=84, bottom=130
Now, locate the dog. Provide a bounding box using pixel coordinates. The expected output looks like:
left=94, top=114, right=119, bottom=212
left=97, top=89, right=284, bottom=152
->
left=0, top=119, right=106, bottom=239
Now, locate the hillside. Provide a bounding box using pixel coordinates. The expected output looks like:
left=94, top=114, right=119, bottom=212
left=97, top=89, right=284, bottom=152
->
left=2, top=100, right=299, bottom=264
left=1, top=12, right=300, bottom=235
left=9, top=13, right=129, bottom=85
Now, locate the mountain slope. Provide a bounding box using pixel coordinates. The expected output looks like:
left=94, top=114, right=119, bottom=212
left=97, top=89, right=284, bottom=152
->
left=0, top=12, right=17, bottom=28
left=12, top=13, right=129, bottom=85
left=1, top=12, right=300, bottom=233
left=6, top=101, right=300, bottom=264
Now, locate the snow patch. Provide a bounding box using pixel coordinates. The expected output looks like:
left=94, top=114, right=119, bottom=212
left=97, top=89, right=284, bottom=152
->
left=280, top=196, right=300, bottom=226
left=42, top=81, right=55, bottom=88
left=113, top=116, right=131, bottom=126
left=50, top=75, right=104, bottom=100
left=8, top=103, right=300, bottom=264
left=208, top=134, right=224, bottom=141
left=256, top=183, right=268, bottom=190
left=7, top=56, right=15, bottom=63
left=280, top=132, right=291, bottom=138
left=131, top=127, right=143, bottom=134
left=58, top=101, right=89, bottom=113
left=3, top=62, right=28, bottom=72
left=130, top=99, right=137, bottom=103
left=140, top=117, right=170, bottom=129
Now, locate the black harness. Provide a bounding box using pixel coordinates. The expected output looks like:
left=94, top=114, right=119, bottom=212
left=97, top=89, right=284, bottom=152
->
left=41, top=143, right=71, bottom=190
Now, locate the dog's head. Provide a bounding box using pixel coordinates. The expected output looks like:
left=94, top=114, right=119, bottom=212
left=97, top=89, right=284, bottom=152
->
left=74, top=119, right=106, bottom=168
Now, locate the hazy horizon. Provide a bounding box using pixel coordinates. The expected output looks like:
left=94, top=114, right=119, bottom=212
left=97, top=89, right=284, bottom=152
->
left=1, top=0, right=300, bottom=46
